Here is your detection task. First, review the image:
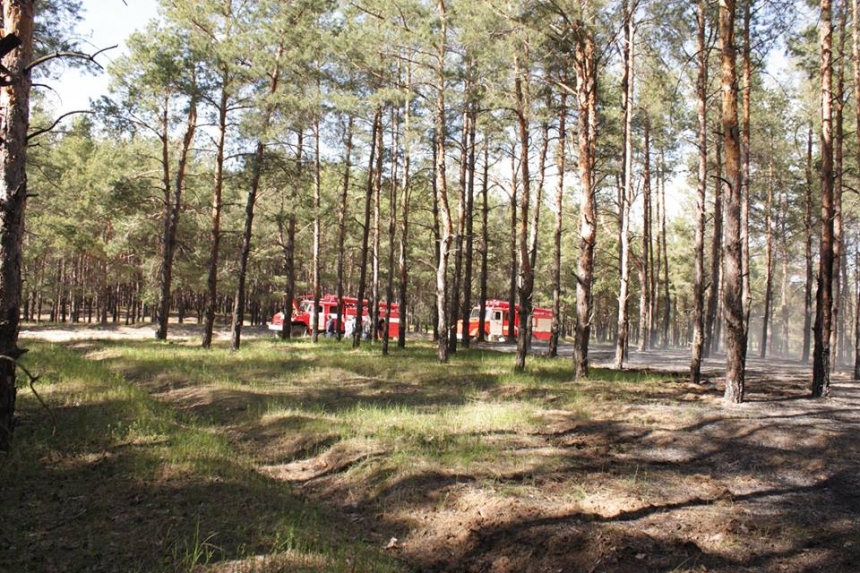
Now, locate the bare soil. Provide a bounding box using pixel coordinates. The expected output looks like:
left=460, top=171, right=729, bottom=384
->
left=19, top=326, right=860, bottom=572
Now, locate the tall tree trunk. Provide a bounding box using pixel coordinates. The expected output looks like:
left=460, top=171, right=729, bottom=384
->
left=720, top=0, right=747, bottom=404
left=233, top=55, right=281, bottom=350
left=660, top=149, right=670, bottom=348
left=0, top=0, right=33, bottom=451
left=202, top=79, right=229, bottom=348
left=740, top=0, right=753, bottom=340
left=691, top=0, right=707, bottom=383
left=574, top=5, right=598, bottom=378
left=383, top=105, right=399, bottom=356
left=638, top=116, right=652, bottom=352
left=336, top=115, right=354, bottom=341
left=231, top=140, right=264, bottom=351
left=813, top=0, right=835, bottom=398
left=371, top=110, right=383, bottom=341
left=354, top=109, right=381, bottom=348
left=311, top=114, right=322, bottom=343
left=831, top=6, right=846, bottom=369
left=779, top=186, right=790, bottom=354
left=156, top=90, right=197, bottom=341
left=760, top=149, right=774, bottom=358
left=279, top=129, right=302, bottom=340
left=508, top=148, right=518, bottom=343
left=803, top=123, right=815, bottom=363
left=615, top=1, right=635, bottom=370
left=705, top=127, right=723, bottom=356
left=434, top=0, right=453, bottom=363
left=397, top=64, right=413, bottom=349
left=550, top=90, right=568, bottom=358
left=449, top=89, right=469, bottom=354
left=478, top=140, right=490, bottom=343
left=514, top=53, right=533, bottom=373
left=462, top=99, right=477, bottom=350
left=852, top=0, right=860, bottom=377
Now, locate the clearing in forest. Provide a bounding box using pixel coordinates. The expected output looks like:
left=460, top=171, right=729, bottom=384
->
left=2, top=335, right=859, bottom=573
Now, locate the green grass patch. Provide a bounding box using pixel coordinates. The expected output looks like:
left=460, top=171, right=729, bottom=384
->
left=3, top=338, right=674, bottom=572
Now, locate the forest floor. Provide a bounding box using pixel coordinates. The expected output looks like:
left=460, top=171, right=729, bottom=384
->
left=6, top=324, right=860, bottom=573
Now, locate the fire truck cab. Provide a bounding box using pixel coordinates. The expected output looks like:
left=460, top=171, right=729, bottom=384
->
left=458, top=299, right=553, bottom=342
left=268, top=295, right=400, bottom=339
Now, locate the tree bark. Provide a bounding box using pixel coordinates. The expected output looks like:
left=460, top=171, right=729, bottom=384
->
left=813, top=0, right=834, bottom=398
left=740, top=0, right=753, bottom=340
left=573, top=3, right=598, bottom=378
left=705, top=127, right=723, bottom=357
left=638, top=116, right=652, bottom=352
left=550, top=90, right=567, bottom=358
left=691, top=0, right=707, bottom=384
left=202, top=75, right=229, bottom=348
left=397, top=64, right=413, bottom=349
left=461, top=99, right=477, bottom=350
left=478, top=140, right=490, bottom=343
left=382, top=105, right=399, bottom=356
left=831, top=5, right=846, bottom=369
left=0, top=0, right=33, bottom=451
left=354, top=108, right=381, bottom=348
left=508, top=148, right=518, bottom=343
left=760, top=149, right=774, bottom=358
left=232, top=54, right=281, bottom=350
left=514, top=52, right=534, bottom=373
left=720, top=0, right=747, bottom=404
left=311, top=113, right=322, bottom=343
left=434, top=0, right=453, bottom=363
left=615, top=1, right=635, bottom=370
left=803, top=123, right=814, bottom=363
left=156, top=89, right=197, bottom=341
left=336, top=115, right=354, bottom=341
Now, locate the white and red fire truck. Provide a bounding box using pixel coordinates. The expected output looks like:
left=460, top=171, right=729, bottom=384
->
left=458, top=299, right=553, bottom=342
left=268, top=294, right=400, bottom=338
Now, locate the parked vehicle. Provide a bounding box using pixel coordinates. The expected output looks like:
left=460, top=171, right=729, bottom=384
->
left=457, top=299, right=553, bottom=342
left=268, top=294, right=400, bottom=338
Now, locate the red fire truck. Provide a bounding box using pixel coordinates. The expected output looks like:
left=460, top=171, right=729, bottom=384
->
left=268, top=294, right=400, bottom=338
left=458, top=300, right=553, bottom=342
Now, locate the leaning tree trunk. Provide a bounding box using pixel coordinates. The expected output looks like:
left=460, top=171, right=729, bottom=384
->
left=0, top=0, right=34, bottom=451
left=233, top=54, right=281, bottom=351
left=720, top=0, right=747, bottom=404
left=156, top=93, right=197, bottom=341
left=691, top=0, right=707, bottom=384
left=231, top=140, right=264, bottom=351
left=813, top=0, right=835, bottom=398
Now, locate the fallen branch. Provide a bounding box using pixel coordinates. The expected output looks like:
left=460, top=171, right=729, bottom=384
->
left=0, top=353, right=56, bottom=436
